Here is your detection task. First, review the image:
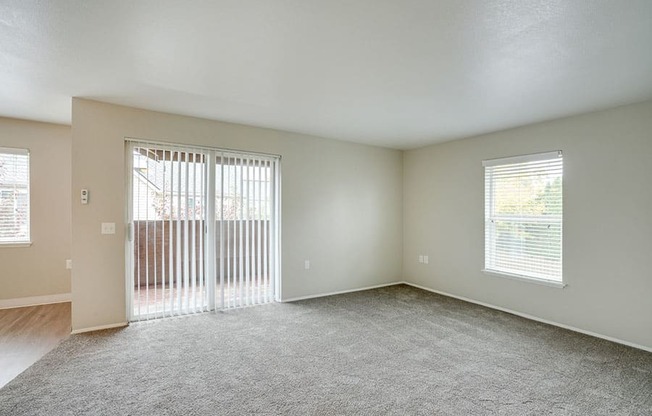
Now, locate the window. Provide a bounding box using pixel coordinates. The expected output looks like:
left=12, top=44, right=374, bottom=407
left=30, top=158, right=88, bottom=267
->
left=483, top=151, right=563, bottom=285
left=0, top=148, right=30, bottom=245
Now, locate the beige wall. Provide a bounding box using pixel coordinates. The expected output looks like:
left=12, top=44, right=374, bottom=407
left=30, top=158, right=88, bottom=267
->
left=71, top=99, right=403, bottom=331
left=403, top=100, right=652, bottom=349
left=14, top=96, right=647, bottom=349
left=0, top=117, right=71, bottom=300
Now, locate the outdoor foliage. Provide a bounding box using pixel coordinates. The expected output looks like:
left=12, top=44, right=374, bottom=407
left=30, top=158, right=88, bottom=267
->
left=492, top=171, right=562, bottom=269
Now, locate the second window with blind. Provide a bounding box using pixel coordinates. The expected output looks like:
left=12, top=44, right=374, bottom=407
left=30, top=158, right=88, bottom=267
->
left=0, top=148, right=30, bottom=245
left=483, top=151, right=563, bottom=286
left=127, top=140, right=281, bottom=321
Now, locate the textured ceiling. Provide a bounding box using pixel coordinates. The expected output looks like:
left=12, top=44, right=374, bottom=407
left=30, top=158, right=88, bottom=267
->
left=1, top=0, right=651, bottom=149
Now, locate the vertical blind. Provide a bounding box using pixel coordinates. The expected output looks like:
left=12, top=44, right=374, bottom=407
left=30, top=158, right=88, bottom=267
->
left=0, top=147, right=30, bottom=243
left=127, top=141, right=280, bottom=321
left=483, top=151, right=563, bottom=282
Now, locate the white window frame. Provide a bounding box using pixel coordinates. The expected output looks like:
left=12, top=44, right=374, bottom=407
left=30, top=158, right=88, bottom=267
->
left=483, top=151, right=564, bottom=288
left=0, top=147, right=31, bottom=247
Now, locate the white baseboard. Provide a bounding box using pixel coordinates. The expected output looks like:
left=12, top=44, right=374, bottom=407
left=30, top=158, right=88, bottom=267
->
left=0, top=293, right=71, bottom=310
left=71, top=322, right=129, bottom=334
left=401, top=281, right=652, bottom=353
left=282, top=282, right=402, bottom=303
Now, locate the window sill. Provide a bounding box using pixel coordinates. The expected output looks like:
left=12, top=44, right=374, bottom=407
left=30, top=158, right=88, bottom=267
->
left=482, top=269, right=566, bottom=289
left=0, top=241, right=33, bottom=248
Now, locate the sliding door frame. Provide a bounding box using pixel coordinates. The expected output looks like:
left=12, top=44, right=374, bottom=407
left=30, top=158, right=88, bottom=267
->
left=124, top=138, right=281, bottom=322
left=125, top=142, right=135, bottom=321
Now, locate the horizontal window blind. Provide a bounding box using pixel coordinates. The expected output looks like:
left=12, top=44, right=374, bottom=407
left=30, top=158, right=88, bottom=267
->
left=484, top=151, right=563, bottom=282
left=0, top=148, right=30, bottom=243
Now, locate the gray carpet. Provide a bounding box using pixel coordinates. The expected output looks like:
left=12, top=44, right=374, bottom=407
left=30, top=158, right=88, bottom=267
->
left=1, top=285, right=650, bottom=415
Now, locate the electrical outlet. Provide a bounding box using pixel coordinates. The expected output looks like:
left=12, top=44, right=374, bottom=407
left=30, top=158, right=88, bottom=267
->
left=304, top=260, right=310, bottom=270
left=101, top=222, right=116, bottom=234
left=66, top=259, right=72, bottom=269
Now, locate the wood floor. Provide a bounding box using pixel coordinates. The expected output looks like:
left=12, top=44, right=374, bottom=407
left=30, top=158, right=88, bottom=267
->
left=0, top=302, right=71, bottom=388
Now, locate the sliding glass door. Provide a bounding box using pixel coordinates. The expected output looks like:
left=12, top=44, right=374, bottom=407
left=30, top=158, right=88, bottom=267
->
left=126, top=140, right=280, bottom=321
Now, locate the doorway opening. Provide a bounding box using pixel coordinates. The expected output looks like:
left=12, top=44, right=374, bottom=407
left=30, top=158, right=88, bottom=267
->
left=126, top=140, right=281, bottom=321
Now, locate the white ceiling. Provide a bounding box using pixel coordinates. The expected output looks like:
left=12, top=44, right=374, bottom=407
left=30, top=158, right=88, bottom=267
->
left=1, top=1, right=651, bottom=149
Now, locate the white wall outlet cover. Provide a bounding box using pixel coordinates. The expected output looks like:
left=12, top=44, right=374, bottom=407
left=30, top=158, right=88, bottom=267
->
left=418, top=255, right=424, bottom=263
left=424, top=255, right=429, bottom=264
left=66, top=259, right=72, bottom=269
left=101, top=222, right=116, bottom=234
left=304, top=260, right=310, bottom=270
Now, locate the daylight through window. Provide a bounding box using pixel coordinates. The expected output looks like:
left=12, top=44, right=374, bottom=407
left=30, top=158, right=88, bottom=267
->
left=0, top=147, right=30, bottom=244
left=483, top=151, right=563, bottom=284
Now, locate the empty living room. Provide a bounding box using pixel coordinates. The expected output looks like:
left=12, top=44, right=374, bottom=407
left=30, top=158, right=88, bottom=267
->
left=1, top=1, right=651, bottom=414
